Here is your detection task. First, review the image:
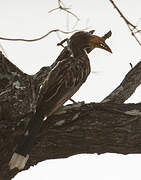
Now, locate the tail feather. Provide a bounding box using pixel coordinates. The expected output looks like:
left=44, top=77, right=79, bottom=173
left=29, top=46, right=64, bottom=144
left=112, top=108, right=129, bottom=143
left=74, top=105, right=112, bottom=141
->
left=9, top=153, right=29, bottom=170
left=9, top=110, right=43, bottom=170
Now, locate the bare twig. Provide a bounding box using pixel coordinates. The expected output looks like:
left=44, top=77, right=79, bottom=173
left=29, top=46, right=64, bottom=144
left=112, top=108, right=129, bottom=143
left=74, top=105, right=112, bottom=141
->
left=0, top=29, right=79, bottom=42
left=129, top=63, right=133, bottom=69
left=135, top=30, right=141, bottom=34
left=69, top=98, right=77, bottom=104
left=109, top=0, right=141, bottom=46
left=102, top=30, right=112, bottom=40
left=57, top=38, right=68, bottom=47
left=49, top=0, right=79, bottom=21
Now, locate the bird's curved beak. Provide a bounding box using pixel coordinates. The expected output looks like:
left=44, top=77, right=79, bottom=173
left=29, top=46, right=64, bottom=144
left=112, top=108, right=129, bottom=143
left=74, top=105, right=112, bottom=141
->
left=89, top=35, right=112, bottom=53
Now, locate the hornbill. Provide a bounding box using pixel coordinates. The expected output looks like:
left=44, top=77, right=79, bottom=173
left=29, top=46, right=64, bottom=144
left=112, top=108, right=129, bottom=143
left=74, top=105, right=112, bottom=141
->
left=9, top=30, right=112, bottom=170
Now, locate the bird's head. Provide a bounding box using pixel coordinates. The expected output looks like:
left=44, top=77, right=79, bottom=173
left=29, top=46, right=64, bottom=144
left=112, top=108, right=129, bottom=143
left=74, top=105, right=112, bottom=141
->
left=69, top=31, right=112, bottom=55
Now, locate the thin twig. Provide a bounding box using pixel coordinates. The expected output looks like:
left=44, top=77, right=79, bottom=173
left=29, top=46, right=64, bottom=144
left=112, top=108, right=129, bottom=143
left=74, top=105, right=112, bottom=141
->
left=49, top=0, right=79, bottom=21
left=135, top=30, right=141, bottom=34
left=109, top=0, right=141, bottom=46
left=110, top=0, right=135, bottom=28
left=0, top=29, right=79, bottom=42
left=129, top=63, right=133, bottom=69
left=69, top=98, right=77, bottom=104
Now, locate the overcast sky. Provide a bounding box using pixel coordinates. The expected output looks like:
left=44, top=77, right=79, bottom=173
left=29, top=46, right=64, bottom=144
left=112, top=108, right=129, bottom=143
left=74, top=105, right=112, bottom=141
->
left=1, top=0, right=141, bottom=179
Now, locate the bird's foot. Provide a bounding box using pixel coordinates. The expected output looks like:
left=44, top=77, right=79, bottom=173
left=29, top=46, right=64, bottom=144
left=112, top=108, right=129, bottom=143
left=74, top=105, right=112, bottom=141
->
left=9, top=153, right=29, bottom=170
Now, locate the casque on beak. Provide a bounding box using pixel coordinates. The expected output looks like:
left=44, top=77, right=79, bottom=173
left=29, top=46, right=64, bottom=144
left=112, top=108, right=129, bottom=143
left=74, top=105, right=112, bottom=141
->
left=88, top=35, right=112, bottom=53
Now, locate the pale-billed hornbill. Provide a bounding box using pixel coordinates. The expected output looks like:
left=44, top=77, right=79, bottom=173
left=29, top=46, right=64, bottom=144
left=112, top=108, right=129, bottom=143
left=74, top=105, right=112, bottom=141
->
left=9, top=30, right=112, bottom=170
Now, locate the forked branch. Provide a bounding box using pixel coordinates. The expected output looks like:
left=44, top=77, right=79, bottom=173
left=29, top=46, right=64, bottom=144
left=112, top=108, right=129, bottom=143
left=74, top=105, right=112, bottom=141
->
left=109, top=0, right=141, bottom=46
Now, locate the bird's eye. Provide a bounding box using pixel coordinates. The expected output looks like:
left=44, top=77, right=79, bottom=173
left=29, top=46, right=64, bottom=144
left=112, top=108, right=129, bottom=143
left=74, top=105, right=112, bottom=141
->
left=100, top=43, right=106, bottom=48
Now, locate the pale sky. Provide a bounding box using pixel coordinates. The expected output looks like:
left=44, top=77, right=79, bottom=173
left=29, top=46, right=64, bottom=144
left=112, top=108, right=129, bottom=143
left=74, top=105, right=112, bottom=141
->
left=0, top=0, right=141, bottom=179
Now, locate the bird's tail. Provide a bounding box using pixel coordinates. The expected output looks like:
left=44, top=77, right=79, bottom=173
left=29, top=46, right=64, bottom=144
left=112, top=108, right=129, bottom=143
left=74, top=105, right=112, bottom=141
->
left=9, top=153, right=29, bottom=170
left=9, top=110, right=44, bottom=170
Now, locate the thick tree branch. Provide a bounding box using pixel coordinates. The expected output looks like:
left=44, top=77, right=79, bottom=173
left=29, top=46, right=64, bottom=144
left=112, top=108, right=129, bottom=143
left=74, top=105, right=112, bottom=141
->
left=1, top=102, right=141, bottom=179
left=102, top=61, right=141, bottom=103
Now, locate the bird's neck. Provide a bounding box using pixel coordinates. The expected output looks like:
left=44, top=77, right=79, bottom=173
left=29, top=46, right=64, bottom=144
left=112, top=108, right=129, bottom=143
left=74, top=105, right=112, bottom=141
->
left=71, top=47, right=87, bottom=58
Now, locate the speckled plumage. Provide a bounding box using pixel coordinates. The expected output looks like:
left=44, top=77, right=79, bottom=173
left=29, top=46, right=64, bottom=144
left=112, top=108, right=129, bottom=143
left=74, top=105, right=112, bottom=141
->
left=9, top=30, right=112, bottom=170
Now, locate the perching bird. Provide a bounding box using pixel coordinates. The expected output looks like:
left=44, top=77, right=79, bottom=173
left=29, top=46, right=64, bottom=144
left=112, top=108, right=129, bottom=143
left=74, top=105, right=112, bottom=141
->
left=9, top=30, right=112, bottom=170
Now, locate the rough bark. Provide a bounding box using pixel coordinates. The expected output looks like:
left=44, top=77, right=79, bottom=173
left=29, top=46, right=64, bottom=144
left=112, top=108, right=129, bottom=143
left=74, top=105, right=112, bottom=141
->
left=0, top=50, right=141, bottom=180
left=102, top=61, right=141, bottom=103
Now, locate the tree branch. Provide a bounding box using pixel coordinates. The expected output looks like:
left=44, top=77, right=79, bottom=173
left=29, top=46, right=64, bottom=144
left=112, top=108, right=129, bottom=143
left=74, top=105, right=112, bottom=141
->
left=0, top=29, right=80, bottom=42
left=109, top=0, right=141, bottom=46
left=48, top=0, right=80, bottom=21
left=1, top=102, right=141, bottom=179
left=102, top=61, right=141, bottom=103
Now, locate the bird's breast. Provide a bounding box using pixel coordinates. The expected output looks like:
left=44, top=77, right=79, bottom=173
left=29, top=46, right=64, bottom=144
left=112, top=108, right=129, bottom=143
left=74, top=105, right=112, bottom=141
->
left=64, top=56, right=91, bottom=89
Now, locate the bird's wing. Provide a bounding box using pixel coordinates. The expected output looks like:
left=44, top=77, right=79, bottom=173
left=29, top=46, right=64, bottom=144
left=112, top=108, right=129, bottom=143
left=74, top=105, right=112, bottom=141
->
left=51, top=46, right=71, bottom=69
left=36, top=56, right=87, bottom=115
